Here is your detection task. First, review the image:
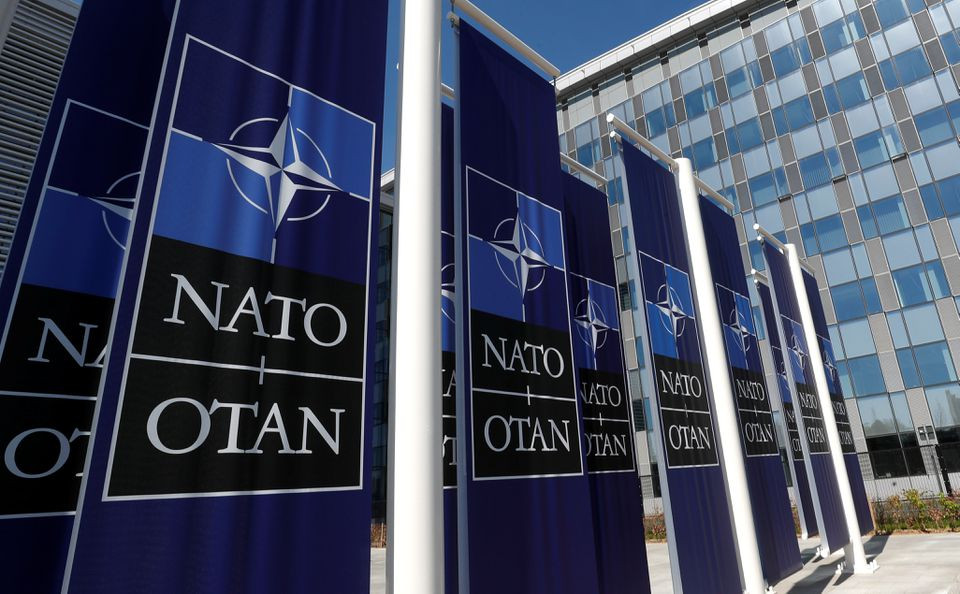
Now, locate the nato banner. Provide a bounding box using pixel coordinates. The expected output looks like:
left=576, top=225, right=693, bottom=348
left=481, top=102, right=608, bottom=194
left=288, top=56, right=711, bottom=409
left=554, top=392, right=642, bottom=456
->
left=800, top=269, right=873, bottom=534
left=455, top=21, right=600, bottom=594
left=619, top=141, right=740, bottom=593
left=440, top=102, right=459, bottom=594
left=762, top=242, right=849, bottom=554
left=700, top=198, right=801, bottom=582
left=756, top=280, right=818, bottom=539
left=0, top=1, right=171, bottom=591
left=62, top=2, right=387, bottom=591
left=562, top=173, right=650, bottom=593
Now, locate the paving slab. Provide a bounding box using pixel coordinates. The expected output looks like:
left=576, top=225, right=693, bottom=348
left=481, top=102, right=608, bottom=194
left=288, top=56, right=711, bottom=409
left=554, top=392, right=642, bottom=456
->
left=369, top=533, right=960, bottom=593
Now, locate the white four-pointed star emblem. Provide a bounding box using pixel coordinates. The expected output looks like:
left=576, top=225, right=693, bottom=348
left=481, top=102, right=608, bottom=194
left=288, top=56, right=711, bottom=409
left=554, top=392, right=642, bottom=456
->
left=729, top=307, right=752, bottom=354
left=490, top=215, right=549, bottom=294
left=656, top=284, right=689, bottom=339
left=575, top=295, right=611, bottom=355
left=215, top=113, right=340, bottom=232
left=790, top=334, right=807, bottom=370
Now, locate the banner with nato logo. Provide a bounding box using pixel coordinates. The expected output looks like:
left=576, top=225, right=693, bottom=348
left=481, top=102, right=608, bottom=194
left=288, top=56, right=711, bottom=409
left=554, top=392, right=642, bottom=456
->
left=562, top=172, right=649, bottom=593
left=455, top=21, right=600, bottom=594
left=800, top=269, right=873, bottom=535
left=62, top=2, right=387, bottom=592
left=440, top=102, right=459, bottom=594
left=0, top=1, right=171, bottom=591
left=756, top=280, right=819, bottom=539
left=619, top=141, right=740, bottom=593
left=700, top=199, right=800, bottom=582
left=761, top=242, right=849, bottom=554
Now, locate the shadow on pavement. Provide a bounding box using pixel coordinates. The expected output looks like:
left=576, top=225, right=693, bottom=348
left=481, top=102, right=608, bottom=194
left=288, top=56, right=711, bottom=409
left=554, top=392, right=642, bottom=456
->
left=780, top=535, right=889, bottom=593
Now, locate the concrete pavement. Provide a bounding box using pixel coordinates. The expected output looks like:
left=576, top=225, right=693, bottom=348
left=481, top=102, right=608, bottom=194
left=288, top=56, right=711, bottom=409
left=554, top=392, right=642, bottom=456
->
left=369, top=533, right=960, bottom=592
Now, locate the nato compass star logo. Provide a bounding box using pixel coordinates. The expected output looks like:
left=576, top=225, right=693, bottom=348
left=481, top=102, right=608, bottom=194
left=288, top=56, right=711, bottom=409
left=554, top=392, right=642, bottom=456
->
left=441, top=262, right=456, bottom=323
left=729, top=306, right=752, bottom=354
left=824, top=349, right=839, bottom=383
left=490, top=214, right=549, bottom=295
left=91, top=172, right=138, bottom=250
left=790, top=334, right=807, bottom=370
left=655, top=283, right=690, bottom=340
left=574, top=294, right=611, bottom=356
left=215, top=113, right=339, bottom=240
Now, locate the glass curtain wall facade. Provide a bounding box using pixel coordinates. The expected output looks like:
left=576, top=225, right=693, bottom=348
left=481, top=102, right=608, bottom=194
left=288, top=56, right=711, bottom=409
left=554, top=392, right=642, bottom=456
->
left=556, top=0, right=960, bottom=500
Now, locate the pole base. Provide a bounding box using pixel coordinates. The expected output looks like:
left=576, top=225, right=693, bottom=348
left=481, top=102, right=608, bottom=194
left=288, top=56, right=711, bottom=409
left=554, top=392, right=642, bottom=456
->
left=835, top=559, right=879, bottom=575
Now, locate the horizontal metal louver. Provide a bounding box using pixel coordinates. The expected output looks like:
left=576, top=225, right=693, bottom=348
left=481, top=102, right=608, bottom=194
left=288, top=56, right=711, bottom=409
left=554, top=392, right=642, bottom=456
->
left=0, top=0, right=76, bottom=276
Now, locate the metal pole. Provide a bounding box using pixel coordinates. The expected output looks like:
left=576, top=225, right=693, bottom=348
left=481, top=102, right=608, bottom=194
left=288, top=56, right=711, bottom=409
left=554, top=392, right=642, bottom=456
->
left=675, top=159, right=769, bottom=594
left=785, top=243, right=878, bottom=575
left=387, top=0, right=444, bottom=591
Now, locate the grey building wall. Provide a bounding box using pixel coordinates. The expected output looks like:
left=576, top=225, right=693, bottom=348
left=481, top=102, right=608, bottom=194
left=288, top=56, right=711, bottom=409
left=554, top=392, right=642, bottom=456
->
left=0, top=0, right=78, bottom=274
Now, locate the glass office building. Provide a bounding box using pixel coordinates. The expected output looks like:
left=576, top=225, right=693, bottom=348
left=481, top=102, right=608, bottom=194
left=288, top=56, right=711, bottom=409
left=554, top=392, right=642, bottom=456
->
left=555, top=0, right=960, bottom=502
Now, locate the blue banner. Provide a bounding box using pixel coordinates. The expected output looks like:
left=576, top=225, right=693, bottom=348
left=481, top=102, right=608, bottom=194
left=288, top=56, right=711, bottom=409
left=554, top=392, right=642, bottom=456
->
left=619, top=142, right=740, bottom=592
left=756, top=280, right=819, bottom=539
left=800, top=269, right=873, bottom=535
left=62, top=2, right=387, bottom=591
left=761, top=242, right=849, bottom=554
left=0, top=1, right=171, bottom=591
left=456, top=21, right=599, bottom=593
left=700, top=199, right=801, bottom=582
left=440, top=102, right=459, bottom=594
left=562, top=173, right=650, bottom=593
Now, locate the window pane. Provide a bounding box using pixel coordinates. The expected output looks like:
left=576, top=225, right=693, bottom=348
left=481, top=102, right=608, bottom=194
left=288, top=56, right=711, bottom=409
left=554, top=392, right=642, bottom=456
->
left=858, top=204, right=879, bottom=238
left=939, top=175, right=960, bottom=216
left=737, top=118, right=763, bottom=150
left=892, top=264, right=933, bottom=305
left=883, top=230, right=921, bottom=269
left=848, top=354, right=887, bottom=395
left=915, top=342, right=958, bottom=384
left=862, top=278, right=882, bottom=313
left=897, top=348, right=923, bottom=387
left=915, top=107, right=954, bottom=146
left=836, top=73, right=870, bottom=108
left=840, top=318, right=876, bottom=357
left=875, top=0, right=910, bottom=28
left=890, top=392, right=914, bottom=432
left=859, top=394, right=898, bottom=436
left=894, top=47, right=932, bottom=86
left=854, top=130, right=890, bottom=169
left=873, top=195, right=910, bottom=233
left=815, top=215, right=848, bottom=251
left=691, top=137, right=718, bottom=168
left=784, top=97, right=815, bottom=130
left=927, top=384, right=960, bottom=428
left=823, top=248, right=858, bottom=285
left=799, top=153, right=833, bottom=189
left=807, top=185, right=840, bottom=219
left=920, top=183, right=945, bottom=220
left=832, top=282, right=867, bottom=320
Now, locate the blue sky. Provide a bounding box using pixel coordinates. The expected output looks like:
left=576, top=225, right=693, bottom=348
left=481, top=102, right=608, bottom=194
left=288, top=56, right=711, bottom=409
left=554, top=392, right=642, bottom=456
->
left=381, top=0, right=704, bottom=172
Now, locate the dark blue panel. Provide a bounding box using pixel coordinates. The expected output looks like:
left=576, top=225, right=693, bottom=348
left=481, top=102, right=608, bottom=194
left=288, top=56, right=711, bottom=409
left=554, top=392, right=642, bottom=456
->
left=801, top=270, right=874, bottom=535
left=440, top=103, right=459, bottom=594
left=757, top=282, right=819, bottom=539
left=63, top=2, right=387, bottom=592
left=620, top=142, right=741, bottom=593
left=563, top=173, right=650, bottom=593
left=0, top=2, right=173, bottom=592
left=701, top=199, right=801, bottom=583
left=762, top=242, right=849, bottom=553
left=456, top=22, right=599, bottom=594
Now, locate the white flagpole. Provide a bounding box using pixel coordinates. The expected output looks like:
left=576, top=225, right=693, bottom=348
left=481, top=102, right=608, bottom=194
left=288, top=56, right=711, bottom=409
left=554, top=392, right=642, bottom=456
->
left=675, top=158, right=769, bottom=594
left=784, top=244, right=878, bottom=575
left=387, top=0, right=444, bottom=591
